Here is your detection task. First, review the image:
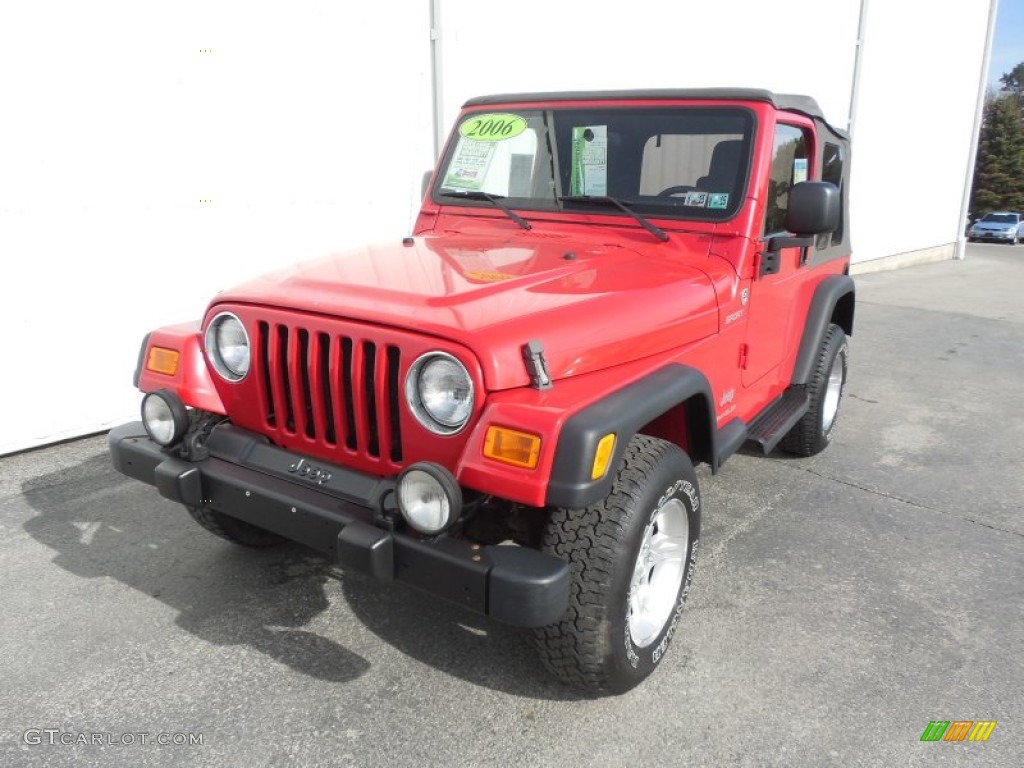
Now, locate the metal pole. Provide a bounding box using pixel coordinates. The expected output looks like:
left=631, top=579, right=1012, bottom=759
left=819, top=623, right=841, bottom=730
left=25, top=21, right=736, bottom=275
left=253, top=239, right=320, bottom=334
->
left=846, top=0, right=869, bottom=138
left=429, top=0, right=444, bottom=161
left=956, top=0, right=1000, bottom=260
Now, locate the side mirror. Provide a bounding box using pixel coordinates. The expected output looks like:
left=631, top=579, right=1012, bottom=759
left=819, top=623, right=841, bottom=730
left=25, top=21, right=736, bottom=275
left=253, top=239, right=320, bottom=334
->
left=784, top=181, right=840, bottom=236
left=765, top=181, right=840, bottom=255
left=421, top=170, right=434, bottom=201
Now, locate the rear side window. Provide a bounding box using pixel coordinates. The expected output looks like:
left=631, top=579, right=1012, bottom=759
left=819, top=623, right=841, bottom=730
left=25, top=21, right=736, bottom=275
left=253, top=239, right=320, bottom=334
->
left=822, top=142, right=845, bottom=245
left=764, top=124, right=810, bottom=235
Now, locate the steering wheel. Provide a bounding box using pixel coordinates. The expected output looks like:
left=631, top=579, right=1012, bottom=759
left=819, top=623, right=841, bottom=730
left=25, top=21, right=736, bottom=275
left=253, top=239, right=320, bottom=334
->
left=656, top=185, right=697, bottom=197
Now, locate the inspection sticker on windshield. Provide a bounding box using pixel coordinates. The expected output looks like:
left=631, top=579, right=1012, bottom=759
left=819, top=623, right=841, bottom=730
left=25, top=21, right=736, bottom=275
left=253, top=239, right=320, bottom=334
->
left=442, top=139, right=496, bottom=191
left=707, top=193, right=729, bottom=209
left=683, top=191, right=708, bottom=207
left=458, top=113, right=528, bottom=142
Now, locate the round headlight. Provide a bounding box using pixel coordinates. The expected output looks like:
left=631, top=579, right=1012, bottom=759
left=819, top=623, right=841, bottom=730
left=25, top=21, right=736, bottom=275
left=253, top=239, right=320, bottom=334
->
left=405, top=352, right=474, bottom=434
left=141, top=390, right=190, bottom=447
left=396, top=463, right=463, bottom=535
left=205, top=312, right=250, bottom=381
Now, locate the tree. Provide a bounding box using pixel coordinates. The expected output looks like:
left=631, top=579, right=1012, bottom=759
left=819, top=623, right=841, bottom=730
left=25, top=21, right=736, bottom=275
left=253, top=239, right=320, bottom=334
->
left=970, top=92, right=1024, bottom=216
left=1000, top=63, right=1024, bottom=106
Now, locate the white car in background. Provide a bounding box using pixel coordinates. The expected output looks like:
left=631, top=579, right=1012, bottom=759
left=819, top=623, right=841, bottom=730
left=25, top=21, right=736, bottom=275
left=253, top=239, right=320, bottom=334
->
left=967, top=211, right=1022, bottom=244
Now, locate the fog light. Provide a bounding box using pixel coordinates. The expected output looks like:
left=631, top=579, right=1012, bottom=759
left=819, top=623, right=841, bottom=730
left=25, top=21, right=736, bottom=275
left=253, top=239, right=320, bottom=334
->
left=396, top=462, right=462, bottom=535
left=141, top=389, right=190, bottom=447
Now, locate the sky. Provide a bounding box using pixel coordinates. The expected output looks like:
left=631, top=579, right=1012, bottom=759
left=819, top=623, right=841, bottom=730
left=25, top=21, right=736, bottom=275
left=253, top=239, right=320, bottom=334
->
left=989, top=0, right=1024, bottom=90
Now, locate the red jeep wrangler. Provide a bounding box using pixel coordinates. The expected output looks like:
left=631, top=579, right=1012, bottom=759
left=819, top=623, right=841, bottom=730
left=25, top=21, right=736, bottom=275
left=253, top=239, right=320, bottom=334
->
left=111, top=89, right=853, bottom=693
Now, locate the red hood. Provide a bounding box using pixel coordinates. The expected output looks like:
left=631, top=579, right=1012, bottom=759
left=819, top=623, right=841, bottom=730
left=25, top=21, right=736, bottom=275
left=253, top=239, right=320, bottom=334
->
left=212, top=230, right=720, bottom=390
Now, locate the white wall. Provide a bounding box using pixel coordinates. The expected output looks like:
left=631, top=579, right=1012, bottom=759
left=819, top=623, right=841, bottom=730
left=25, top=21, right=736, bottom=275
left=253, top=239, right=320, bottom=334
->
left=439, top=0, right=861, bottom=138
left=850, top=0, right=991, bottom=263
left=0, top=2, right=433, bottom=454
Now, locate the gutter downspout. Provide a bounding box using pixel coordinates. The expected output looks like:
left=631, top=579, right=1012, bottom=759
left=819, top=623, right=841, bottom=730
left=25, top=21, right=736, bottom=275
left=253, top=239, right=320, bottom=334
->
left=844, top=0, right=868, bottom=266
left=847, top=0, right=869, bottom=138
left=956, top=0, right=1000, bottom=260
left=429, top=0, right=445, bottom=161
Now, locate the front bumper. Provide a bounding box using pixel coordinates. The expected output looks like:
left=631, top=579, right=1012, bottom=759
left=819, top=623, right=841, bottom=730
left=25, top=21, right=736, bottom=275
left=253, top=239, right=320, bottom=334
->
left=969, top=230, right=1016, bottom=241
left=109, top=422, right=569, bottom=627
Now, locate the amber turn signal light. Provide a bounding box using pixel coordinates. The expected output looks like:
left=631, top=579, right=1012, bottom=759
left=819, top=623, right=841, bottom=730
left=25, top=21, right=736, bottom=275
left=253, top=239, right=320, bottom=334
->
left=483, top=426, right=541, bottom=469
left=590, top=433, right=617, bottom=480
left=146, top=346, right=180, bottom=376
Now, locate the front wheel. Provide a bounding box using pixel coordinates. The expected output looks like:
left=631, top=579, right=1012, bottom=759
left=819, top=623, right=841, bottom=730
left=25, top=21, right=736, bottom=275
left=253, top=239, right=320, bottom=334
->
left=533, top=435, right=701, bottom=694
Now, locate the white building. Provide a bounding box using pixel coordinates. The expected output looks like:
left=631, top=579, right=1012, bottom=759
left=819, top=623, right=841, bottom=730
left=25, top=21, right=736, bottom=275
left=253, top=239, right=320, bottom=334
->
left=0, top=0, right=996, bottom=454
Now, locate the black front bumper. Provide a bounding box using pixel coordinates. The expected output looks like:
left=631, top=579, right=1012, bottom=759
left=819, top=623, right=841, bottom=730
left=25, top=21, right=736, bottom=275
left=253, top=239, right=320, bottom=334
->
left=109, top=422, right=569, bottom=627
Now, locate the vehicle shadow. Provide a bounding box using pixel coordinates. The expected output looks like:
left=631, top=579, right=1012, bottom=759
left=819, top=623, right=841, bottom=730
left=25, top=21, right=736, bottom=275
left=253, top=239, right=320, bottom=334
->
left=334, top=569, right=588, bottom=701
left=20, top=450, right=586, bottom=699
left=21, top=453, right=369, bottom=683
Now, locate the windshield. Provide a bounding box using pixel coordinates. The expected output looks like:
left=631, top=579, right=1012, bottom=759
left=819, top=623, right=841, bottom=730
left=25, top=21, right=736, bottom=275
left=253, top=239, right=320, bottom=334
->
left=981, top=213, right=1018, bottom=223
left=434, top=106, right=754, bottom=221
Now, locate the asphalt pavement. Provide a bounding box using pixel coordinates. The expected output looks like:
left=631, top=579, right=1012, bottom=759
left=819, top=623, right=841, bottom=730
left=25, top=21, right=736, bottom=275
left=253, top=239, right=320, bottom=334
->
left=1, top=243, right=1021, bottom=767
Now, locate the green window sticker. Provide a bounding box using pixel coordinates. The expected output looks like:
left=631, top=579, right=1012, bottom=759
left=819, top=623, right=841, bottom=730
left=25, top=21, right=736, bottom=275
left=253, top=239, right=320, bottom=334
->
left=458, top=113, right=528, bottom=142
left=707, top=193, right=729, bottom=209
left=570, top=126, right=608, bottom=196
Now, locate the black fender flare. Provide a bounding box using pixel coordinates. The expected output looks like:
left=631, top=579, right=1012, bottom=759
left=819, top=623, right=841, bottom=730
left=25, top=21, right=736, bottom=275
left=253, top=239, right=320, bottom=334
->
left=545, top=364, right=719, bottom=509
left=133, top=332, right=153, bottom=388
left=791, top=275, right=855, bottom=386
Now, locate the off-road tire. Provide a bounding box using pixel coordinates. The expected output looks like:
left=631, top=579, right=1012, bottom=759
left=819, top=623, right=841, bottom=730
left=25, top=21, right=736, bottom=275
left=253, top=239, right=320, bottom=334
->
left=186, top=505, right=286, bottom=548
left=781, top=323, right=848, bottom=456
left=533, top=435, right=701, bottom=694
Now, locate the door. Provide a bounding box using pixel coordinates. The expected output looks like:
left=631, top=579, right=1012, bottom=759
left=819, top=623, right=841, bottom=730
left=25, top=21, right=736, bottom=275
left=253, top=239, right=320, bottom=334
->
left=742, top=120, right=814, bottom=387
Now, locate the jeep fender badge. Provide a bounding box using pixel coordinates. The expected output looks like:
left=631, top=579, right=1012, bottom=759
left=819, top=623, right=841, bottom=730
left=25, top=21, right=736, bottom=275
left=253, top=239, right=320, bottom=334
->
left=521, top=340, right=553, bottom=390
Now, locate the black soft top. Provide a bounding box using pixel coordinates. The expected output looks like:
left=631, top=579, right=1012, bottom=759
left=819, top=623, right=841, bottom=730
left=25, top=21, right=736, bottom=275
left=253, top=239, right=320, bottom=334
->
left=464, top=88, right=848, bottom=141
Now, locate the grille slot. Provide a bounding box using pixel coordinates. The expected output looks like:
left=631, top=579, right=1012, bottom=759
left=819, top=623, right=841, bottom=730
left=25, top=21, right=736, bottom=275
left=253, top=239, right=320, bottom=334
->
left=386, top=345, right=403, bottom=462
left=315, top=332, right=335, bottom=445
left=257, top=322, right=275, bottom=427
left=341, top=337, right=356, bottom=450
left=256, top=321, right=403, bottom=464
left=296, top=328, right=314, bottom=439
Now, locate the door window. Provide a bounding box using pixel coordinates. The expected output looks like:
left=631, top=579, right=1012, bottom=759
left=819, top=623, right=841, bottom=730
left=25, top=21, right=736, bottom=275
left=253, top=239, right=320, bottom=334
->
left=764, top=125, right=810, bottom=235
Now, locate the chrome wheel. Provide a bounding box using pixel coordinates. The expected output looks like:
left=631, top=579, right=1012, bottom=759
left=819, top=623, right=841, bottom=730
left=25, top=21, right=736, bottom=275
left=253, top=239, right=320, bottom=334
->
left=821, top=352, right=844, bottom=433
left=628, top=498, right=689, bottom=648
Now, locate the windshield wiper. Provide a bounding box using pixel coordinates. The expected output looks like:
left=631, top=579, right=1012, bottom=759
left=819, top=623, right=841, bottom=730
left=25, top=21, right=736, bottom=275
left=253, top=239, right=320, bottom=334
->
left=439, top=190, right=531, bottom=231
left=558, top=195, right=668, bottom=242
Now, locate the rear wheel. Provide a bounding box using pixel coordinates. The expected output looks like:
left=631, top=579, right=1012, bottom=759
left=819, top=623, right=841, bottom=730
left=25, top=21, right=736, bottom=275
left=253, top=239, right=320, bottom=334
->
left=186, top=505, right=286, bottom=547
left=781, top=323, right=848, bottom=456
left=533, top=435, right=701, bottom=694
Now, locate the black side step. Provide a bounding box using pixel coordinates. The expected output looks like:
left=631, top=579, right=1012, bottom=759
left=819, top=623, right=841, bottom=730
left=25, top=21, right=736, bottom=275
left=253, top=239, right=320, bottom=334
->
left=744, top=388, right=809, bottom=455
